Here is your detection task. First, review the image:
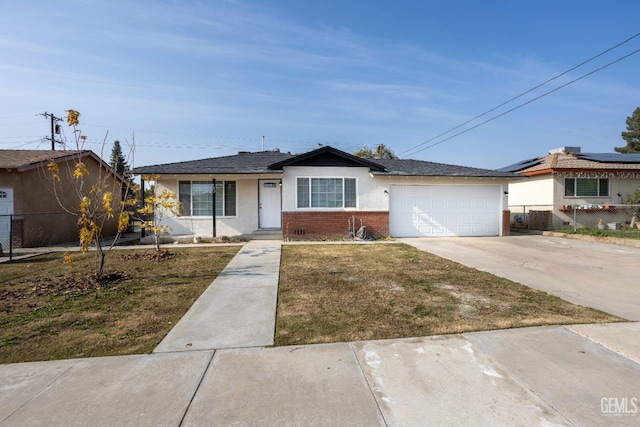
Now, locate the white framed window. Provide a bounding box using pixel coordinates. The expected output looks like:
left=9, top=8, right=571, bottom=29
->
left=179, top=180, right=237, bottom=216
left=564, top=178, right=609, bottom=197
left=296, top=177, right=357, bottom=208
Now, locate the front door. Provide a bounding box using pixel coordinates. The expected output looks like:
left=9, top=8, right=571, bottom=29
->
left=259, top=180, right=281, bottom=229
left=0, top=188, right=13, bottom=251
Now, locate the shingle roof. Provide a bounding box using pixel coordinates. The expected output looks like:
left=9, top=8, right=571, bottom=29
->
left=0, top=150, right=89, bottom=170
left=0, top=150, right=127, bottom=184
left=372, top=158, right=518, bottom=177
left=133, top=146, right=519, bottom=178
left=502, top=152, right=640, bottom=174
left=132, top=150, right=294, bottom=175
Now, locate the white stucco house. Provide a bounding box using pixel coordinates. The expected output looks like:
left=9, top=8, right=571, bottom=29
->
left=501, top=146, right=640, bottom=229
left=133, top=146, right=518, bottom=240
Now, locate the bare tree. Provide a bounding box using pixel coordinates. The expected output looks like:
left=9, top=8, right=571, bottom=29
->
left=47, top=109, right=137, bottom=278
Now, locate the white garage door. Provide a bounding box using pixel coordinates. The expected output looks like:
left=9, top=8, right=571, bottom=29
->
left=389, top=185, right=500, bottom=237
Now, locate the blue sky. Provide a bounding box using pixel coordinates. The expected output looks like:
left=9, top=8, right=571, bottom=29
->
left=1, top=0, right=639, bottom=170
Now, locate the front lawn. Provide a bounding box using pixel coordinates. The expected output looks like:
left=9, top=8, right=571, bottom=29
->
left=0, top=247, right=239, bottom=364
left=275, top=243, right=622, bottom=345
left=2, top=243, right=623, bottom=363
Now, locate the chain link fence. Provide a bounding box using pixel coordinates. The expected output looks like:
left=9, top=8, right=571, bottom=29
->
left=509, top=204, right=640, bottom=234
left=564, top=204, right=640, bottom=233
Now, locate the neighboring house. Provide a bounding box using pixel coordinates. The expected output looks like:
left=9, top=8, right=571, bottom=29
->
left=500, top=146, right=640, bottom=229
left=133, top=146, right=517, bottom=240
left=0, top=150, right=125, bottom=248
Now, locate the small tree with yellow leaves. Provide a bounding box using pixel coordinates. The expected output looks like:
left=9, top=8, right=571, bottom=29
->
left=138, top=176, right=181, bottom=252
left=47, top=109, right=137, bottom=278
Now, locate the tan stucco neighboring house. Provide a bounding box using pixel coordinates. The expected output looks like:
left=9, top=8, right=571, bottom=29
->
left=0, top=150, right=125, bottom=248
left=501, top=146, right=640, bottom=229
left=133, top=145, right=519, bottom=240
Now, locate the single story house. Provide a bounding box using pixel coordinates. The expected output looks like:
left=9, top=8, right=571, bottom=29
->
left=500, top=146, right=640, bottom=229
left=0, top=150, right=126, bottom=248
left=133, top=146, right=518, bottom=240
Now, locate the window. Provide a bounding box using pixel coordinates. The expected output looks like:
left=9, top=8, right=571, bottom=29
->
left=296, top=178, right=357, bottom=208
left=564, top=178, right=609, bottom=197
left=179, top=181, right=236, bottom=216
left=0, top=191, right=6, bottom=198
left=218, top=181, right=236, bottom=216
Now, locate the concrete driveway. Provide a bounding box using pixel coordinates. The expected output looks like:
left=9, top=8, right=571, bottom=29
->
left=401, top=234, right=640, bottom=321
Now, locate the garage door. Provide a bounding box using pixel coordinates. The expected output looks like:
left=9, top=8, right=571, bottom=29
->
left=389, top=185, right=500, bottom=237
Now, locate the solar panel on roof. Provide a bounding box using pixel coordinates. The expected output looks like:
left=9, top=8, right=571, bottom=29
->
left=577, top=153, right=640, bottom=164
left=497, top=157, right=542, bottom=172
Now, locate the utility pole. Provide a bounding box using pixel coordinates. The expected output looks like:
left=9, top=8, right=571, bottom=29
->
left=40, top=112, right=63, bottom=150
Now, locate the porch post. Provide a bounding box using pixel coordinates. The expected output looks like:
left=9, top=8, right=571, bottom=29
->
left=212, top=179, right=217, bottom=238
left=140, top=178, right=145, bottom=238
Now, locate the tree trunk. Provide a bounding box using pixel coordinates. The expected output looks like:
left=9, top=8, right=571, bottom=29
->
left=95, top=241, right=105, bottom=278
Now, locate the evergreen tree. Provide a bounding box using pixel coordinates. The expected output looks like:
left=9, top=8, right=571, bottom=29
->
left=614, top=107, right=640, bottom=153
left=109, top=140, right=129, bottom=177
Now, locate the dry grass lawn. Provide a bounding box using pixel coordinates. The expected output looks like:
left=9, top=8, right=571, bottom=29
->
left=0, top=247, right=239, bottom=364
left=276, top=243, right=622, bottom=345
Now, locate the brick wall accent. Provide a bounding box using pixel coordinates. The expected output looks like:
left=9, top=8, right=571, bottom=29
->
left=283, top=211, right=389, bottom=240
left=502, top=210, right=510, bottom=236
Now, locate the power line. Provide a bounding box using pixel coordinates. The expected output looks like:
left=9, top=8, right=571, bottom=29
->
left=10, top=138, right=46, bottom=149
left=0, top=114, right=40, bottom=120
left=399, top=32, right=640, bottom=158
left=402, top=47, right=640, bottom=157
left=0, top=136, right=44, bottom=142
left=81, top=122, right=334, bottom=146
left=0, top=121, right=43, bottom=127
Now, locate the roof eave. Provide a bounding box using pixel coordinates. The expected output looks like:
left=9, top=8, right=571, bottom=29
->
left=371, top=171, right=521, bottom=179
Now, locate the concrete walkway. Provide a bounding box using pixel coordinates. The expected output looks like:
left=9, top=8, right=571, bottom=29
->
left=155, top=240, right=281, bottom=352
left=2, top=237, right=640, bottom=426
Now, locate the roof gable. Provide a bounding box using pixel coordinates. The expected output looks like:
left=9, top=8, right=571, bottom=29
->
left=268, top=146, right=387, bottom=171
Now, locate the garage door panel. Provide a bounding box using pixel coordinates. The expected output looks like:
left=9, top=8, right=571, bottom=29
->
left=390, top=185, right=500, bottom=237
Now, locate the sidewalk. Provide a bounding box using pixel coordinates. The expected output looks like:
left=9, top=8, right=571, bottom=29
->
left=1, top=239, right=639, bottom=426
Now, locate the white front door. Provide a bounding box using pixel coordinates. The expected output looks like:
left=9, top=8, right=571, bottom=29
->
left=0, top=188, right=13, bottom=250
left=259, top=180, right=281, bottom=229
